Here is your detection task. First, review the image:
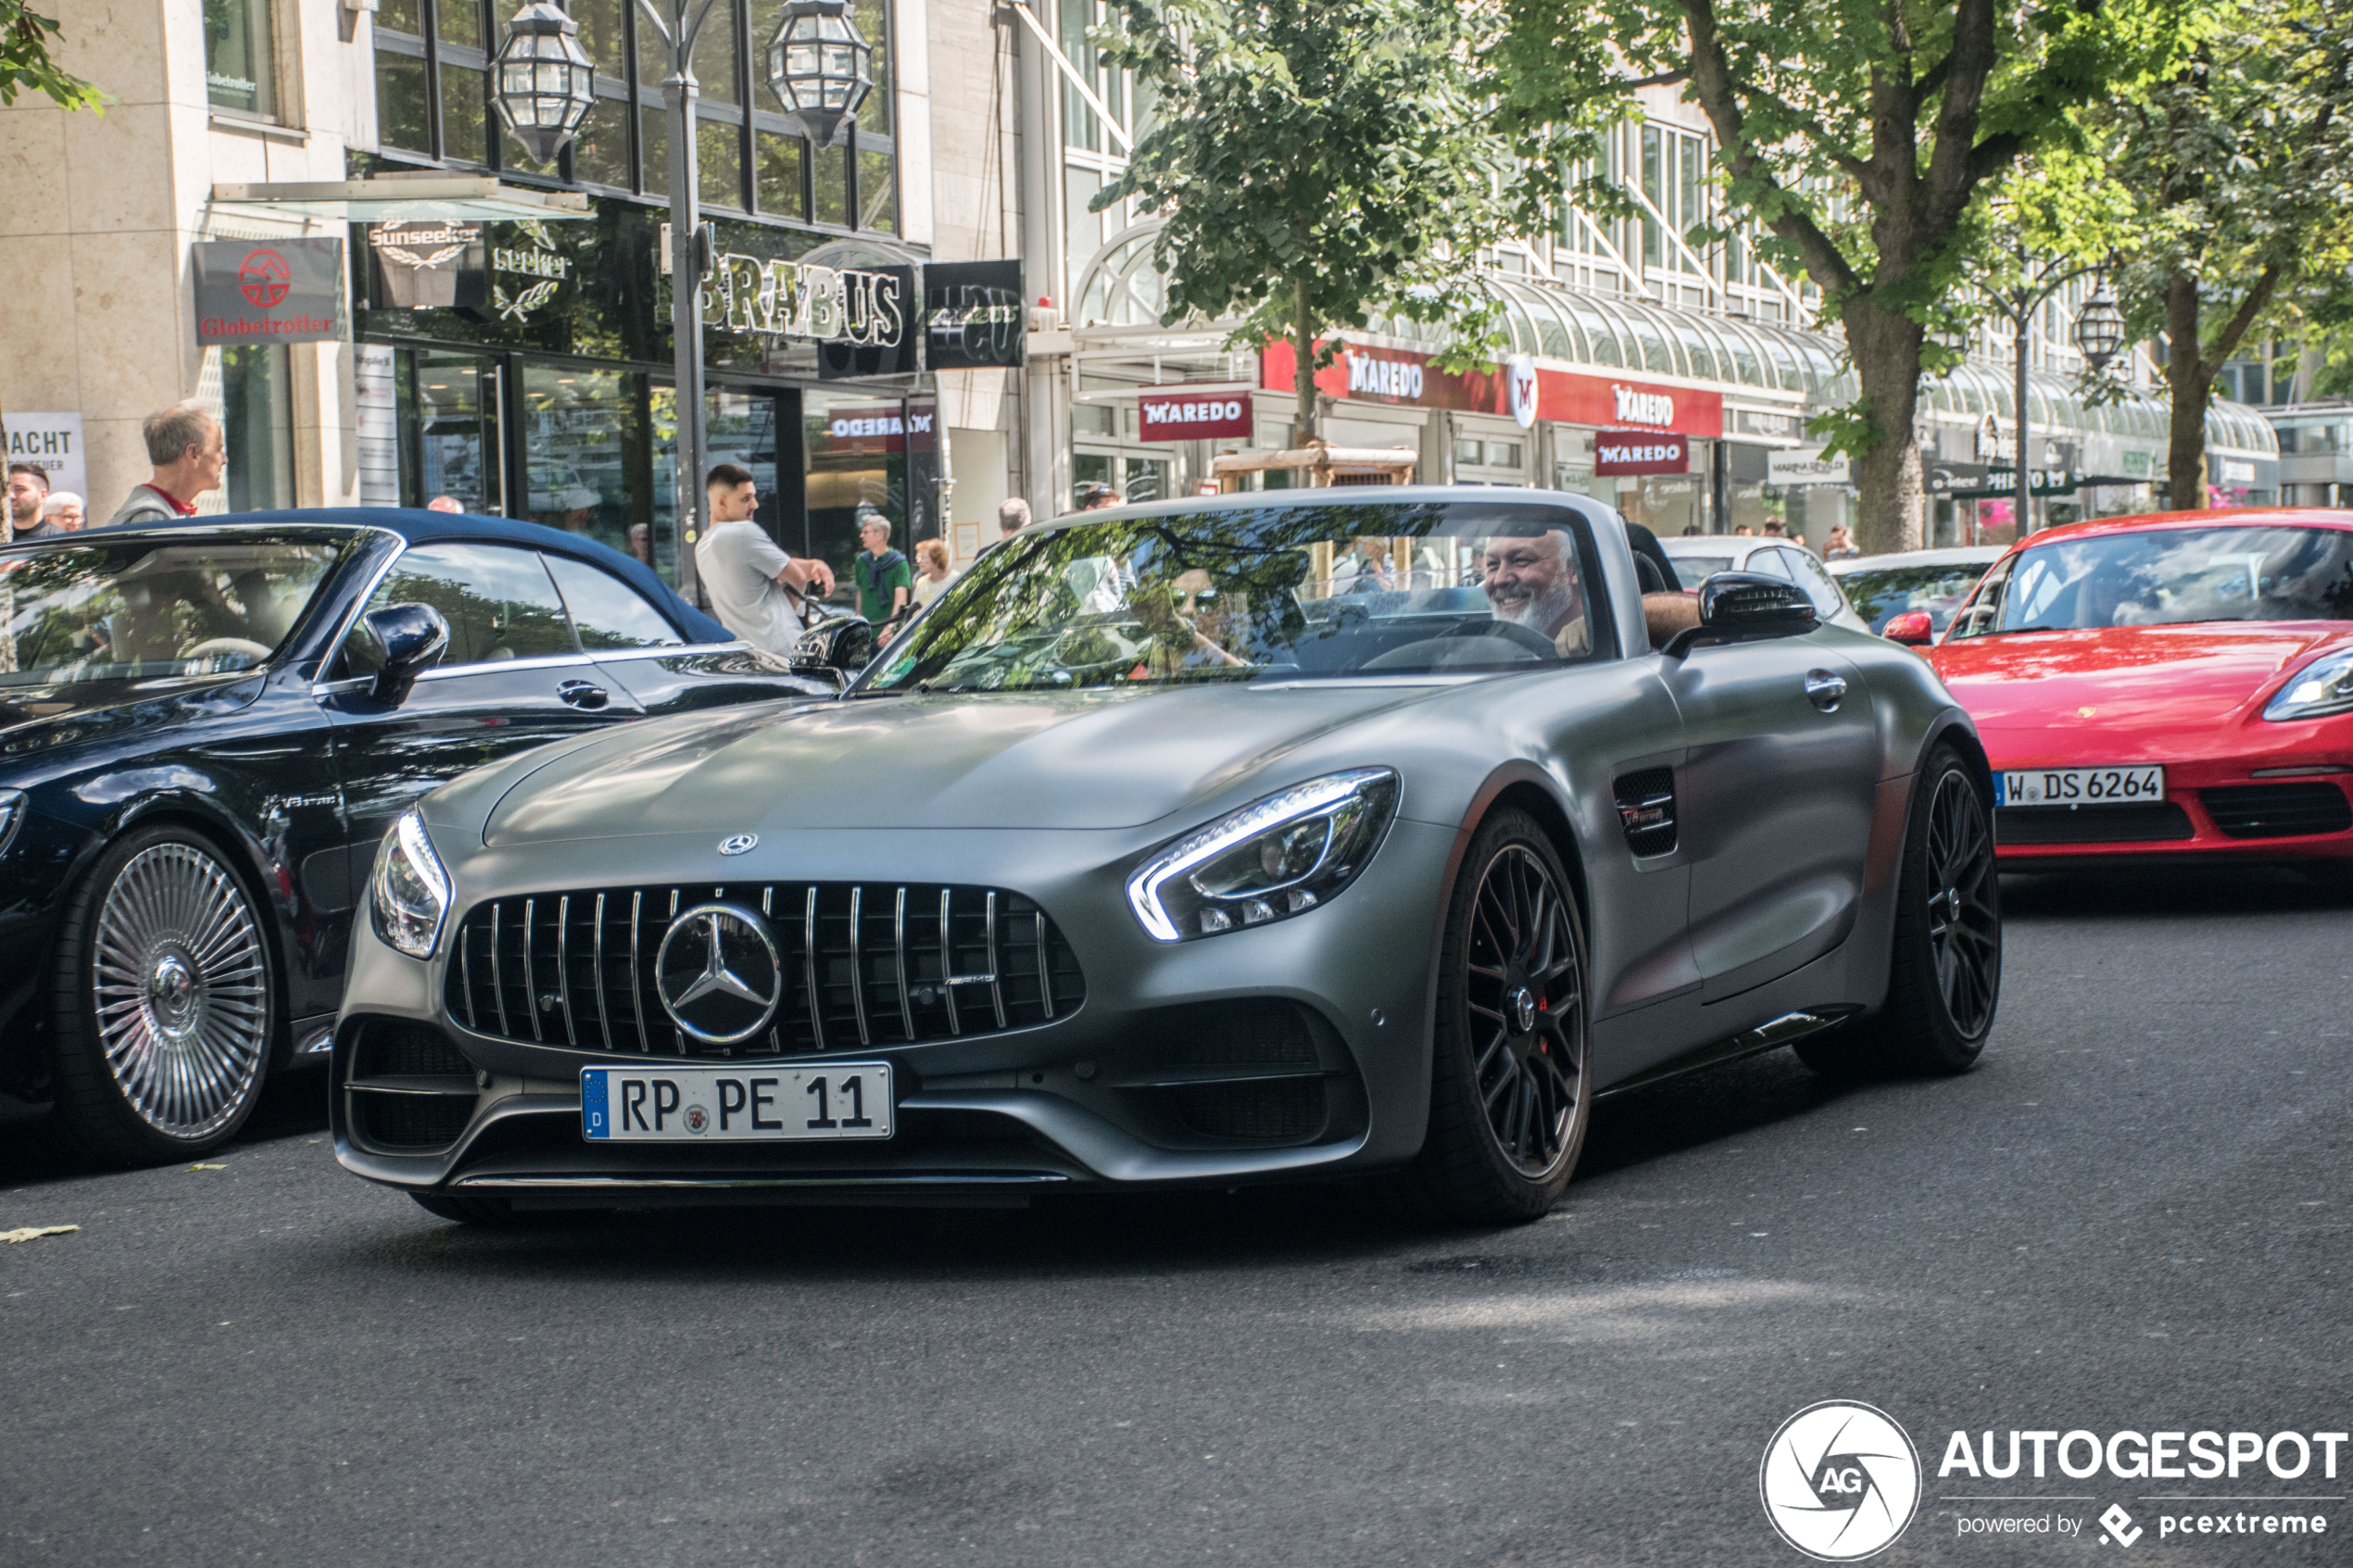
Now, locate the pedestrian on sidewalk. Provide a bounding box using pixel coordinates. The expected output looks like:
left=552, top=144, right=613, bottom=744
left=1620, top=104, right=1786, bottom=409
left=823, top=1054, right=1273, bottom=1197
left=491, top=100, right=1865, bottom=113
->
left=997, top=496, right=1031, bottom=536
left=694, top=463, right=833, bottom=655
left=853, top=510, right=913, bottom=632
left=40, top=491, right=85, bottom=533
left=911, top=538, right=959, bottom=609
left=6, top=462, right=48, bottom=542
left=106, top=402, right=224, bottom=528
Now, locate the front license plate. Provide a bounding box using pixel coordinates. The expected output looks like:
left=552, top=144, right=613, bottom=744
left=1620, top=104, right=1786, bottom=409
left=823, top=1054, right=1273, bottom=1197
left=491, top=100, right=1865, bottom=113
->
left=581, top=1063, right=894, bottom=1143
left=1994, top=766, right=2166, bottom=807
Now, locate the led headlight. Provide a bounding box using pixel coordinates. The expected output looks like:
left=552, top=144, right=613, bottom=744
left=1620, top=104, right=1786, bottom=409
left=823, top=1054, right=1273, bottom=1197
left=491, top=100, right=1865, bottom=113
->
left=1126, top=768, right=1398, bottom=942
left=0, top=789, right=25, bottom=858
left=2264, top=648, right=2353, bottom=721
left=370, top=809, right=451, bottom=959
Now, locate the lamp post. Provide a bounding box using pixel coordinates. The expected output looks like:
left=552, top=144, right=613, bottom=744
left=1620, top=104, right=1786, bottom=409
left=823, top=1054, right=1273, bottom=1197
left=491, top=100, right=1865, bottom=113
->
left=499, top=0, right=875, bottom=601
left=1966, top=244, right=2120, bottom=539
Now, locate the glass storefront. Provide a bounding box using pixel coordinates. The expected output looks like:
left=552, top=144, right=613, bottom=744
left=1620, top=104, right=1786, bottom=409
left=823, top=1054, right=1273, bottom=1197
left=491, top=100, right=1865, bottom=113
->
left=213, top=345, right=294, bottom=514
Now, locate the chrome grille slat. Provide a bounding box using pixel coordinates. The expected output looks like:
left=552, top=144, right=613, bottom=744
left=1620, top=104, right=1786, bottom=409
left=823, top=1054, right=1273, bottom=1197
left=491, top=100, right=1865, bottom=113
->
left=848, top=885, right=871, bottom=1046
left=939, top=888, right=961, bottom=1036
left=592, top=893, right=613, bottom=1050
left=447, top=881, right=1078, bottom=1058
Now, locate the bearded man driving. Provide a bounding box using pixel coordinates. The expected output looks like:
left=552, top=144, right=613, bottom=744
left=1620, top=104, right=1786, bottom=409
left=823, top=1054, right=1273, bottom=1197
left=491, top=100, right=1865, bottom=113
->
left=1481, top=526, right=1591, bottom=657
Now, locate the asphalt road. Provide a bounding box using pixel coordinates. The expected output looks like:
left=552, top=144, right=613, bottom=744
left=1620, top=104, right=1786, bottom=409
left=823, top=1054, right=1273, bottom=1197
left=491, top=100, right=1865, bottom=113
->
left=4, top=867, right=2348, bottom=1568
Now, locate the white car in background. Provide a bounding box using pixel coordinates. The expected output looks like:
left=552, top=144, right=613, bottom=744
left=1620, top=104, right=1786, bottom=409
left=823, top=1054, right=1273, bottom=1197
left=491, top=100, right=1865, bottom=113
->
left=1656, top=534, right=1872, bottom=634
left=1828, top=546, right=2005, bottom=644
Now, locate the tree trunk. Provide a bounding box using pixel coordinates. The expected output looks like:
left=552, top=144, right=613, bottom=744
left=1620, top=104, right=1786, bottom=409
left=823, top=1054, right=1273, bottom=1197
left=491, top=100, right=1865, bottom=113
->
left=2163, top=270, right=2208, bottom=511
left=1841, top=296, right=1928, bottom=556
left=1292, top=276, right=1316, bottom=448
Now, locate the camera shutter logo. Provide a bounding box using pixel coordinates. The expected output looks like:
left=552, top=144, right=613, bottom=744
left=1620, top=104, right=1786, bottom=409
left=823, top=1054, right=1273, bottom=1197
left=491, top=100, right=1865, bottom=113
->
left=1759, top=1401, right=1921, bottom=1561
left=653, top=903, right=785, bottom=1044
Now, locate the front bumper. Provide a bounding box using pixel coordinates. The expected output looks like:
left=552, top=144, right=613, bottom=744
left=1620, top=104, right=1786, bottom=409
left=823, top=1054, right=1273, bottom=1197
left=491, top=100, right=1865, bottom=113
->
left=1989, top=750, right=2353, bottom=864
left=333, top=818, right=1458, bottom=1206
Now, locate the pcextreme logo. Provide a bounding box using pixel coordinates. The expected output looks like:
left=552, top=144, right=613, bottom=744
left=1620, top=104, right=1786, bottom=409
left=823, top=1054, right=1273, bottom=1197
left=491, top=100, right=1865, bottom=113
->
left=1760, top=1401, right=1923, bottom=1561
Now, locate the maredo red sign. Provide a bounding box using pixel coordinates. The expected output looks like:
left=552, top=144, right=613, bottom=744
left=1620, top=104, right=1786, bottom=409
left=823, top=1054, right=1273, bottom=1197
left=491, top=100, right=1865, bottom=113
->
left=1138, top=388, right=1253, bottom=442
left=1594, top=431, right=1689, bottom=476
left=1260, top=339, right=1721, bottom=439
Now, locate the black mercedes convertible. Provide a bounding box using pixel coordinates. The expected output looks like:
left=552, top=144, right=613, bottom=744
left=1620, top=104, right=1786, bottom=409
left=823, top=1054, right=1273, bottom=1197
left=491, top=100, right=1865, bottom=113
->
left=0, top=509, right=824, bottom=1163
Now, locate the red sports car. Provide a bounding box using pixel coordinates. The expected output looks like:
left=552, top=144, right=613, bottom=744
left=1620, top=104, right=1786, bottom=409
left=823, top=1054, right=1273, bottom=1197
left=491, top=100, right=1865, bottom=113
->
left=1929, top=508, right=2353, bottom=866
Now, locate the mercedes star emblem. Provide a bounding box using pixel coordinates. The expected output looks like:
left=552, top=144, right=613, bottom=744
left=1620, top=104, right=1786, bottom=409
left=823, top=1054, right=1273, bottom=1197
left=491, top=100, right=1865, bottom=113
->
left=718, top=833, right=758, bottom=856
left=653, top=902, right=784, bottom=1044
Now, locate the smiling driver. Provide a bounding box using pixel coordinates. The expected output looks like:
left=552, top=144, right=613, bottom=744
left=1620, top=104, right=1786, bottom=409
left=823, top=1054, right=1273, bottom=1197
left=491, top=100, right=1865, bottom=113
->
left=1482, top=524, right=1590, bottom=657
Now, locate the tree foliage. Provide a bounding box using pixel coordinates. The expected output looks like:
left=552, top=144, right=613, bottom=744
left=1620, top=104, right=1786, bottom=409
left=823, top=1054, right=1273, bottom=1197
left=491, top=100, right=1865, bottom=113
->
left=2083, top=0, right=2353, bottom=505
left=1491, top=0, right=2203, bottom=551
left=2, top=0, right=104, bottom=111
left=1091, top=0, right=1520, bottom=444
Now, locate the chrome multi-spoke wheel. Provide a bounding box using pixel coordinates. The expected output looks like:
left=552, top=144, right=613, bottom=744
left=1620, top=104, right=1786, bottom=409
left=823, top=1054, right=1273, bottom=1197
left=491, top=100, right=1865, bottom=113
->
left=1464, top=845, right=1585, bottom=1177
left=1419, top=809, right=1592, bottom=1222
left=1799, top=745, right=1999, bottom=1079
left=52, top=829, right=276, bottom=1160
left=1924, top=767, right=1999, bottom=1036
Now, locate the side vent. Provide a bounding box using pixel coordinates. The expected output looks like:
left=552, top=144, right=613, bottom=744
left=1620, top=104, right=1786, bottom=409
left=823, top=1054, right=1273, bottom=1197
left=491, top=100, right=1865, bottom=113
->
left=1613, top=767, right=1678, bottom=857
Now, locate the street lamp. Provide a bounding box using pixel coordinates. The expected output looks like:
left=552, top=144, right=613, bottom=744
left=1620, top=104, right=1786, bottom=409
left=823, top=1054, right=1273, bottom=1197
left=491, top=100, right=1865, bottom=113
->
left=2074, top=279, right=2127, bottom=373
left=491, top=2, right=596, bottom=164
left=764, top=0, right=875, bottom=150
left=496, top=0, right=719, bottom=600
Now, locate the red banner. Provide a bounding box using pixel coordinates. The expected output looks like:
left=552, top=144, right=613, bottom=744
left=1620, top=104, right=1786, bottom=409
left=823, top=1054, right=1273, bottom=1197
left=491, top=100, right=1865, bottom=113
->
left=1138, top=389, right=1253, bottom=442
left=1594, top=431, right=1689, bottom=475
left=1260, top=339, right=1722, bottom=439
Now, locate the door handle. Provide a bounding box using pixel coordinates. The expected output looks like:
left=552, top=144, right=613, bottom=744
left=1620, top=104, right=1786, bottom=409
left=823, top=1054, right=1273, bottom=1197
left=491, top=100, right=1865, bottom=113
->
left=558, top=680, right=610, bottom=710
left=1804, top=670, right=1848, bottom=713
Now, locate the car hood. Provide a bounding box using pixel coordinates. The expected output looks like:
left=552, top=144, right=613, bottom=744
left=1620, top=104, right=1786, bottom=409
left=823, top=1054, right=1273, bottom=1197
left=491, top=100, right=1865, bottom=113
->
left=0, top=672, right=267, bottom=772
left=1927, top=622, right=2353, bottom=731
left=480, top=683, right=1450, bottom=845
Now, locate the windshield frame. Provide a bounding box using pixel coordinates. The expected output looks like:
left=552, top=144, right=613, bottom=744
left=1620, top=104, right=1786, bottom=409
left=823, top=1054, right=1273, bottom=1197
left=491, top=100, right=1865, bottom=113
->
left=847, top=497, right=1624, bottom=696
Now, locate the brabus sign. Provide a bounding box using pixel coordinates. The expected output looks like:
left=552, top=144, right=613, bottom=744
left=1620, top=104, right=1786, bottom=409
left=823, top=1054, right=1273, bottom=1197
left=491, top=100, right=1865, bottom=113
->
left=1138, top=390, right=1252, bottom=442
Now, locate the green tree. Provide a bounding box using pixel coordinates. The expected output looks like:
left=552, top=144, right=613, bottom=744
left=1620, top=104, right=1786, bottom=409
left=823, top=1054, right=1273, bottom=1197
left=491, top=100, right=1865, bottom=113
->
left=2090, top=0, right=2353, bottom=506
left=2, top=0, right=104, bottom=110
left=1090, top=0, right=1519, bottom=447
left=1491, top=0, right=2203, bottom=552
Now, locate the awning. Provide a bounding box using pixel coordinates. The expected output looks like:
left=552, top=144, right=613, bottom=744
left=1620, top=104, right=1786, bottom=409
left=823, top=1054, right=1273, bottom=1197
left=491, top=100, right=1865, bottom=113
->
left=208, top=175, right=593, bottom=223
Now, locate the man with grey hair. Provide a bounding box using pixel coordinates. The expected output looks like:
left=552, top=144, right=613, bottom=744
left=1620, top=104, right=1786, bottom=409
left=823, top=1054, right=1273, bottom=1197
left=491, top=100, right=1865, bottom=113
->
left=106, top=400, right=226, bottom=529
left=997, top=496, right=1031, bottom=536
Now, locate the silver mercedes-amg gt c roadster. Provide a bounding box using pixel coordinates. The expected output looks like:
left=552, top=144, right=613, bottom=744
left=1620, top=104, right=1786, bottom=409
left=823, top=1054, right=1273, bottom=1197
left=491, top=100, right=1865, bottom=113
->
left=333, top=488, right=2001, bottom=1225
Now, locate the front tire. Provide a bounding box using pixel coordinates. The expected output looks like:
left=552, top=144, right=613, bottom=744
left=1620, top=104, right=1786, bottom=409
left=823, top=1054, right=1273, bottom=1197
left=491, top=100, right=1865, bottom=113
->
left=47, top=826, right=278, bottom=1164
left=1799, top=744, right=2001, bottom=1077
left=1415, top=809, right=1593, bottom=1223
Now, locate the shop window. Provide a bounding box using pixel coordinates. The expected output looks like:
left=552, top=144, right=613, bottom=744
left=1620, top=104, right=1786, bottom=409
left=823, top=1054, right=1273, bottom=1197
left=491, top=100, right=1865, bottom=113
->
left=803, top=389, right=907, bottom=606
left=215, top=345, right=295, bottom=513
left=206, top=0, right=279, bottom=119
left=367, top=0, right=900, bottom=236
left=407, top=352, right=502, bottom=515
left=522, top=364, right=671, bottom=583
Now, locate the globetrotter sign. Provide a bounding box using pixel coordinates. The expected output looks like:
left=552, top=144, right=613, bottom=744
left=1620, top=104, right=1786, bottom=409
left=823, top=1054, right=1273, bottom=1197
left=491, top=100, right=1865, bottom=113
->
left=1263, top=338, right=1722, bottom=439
left=193, top=238, right=345, bottom=344
left=1138, top=389, right=1253, bottom=442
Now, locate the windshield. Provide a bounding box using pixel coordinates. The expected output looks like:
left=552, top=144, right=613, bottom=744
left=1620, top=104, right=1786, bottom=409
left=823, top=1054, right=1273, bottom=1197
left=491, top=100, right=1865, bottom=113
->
left=1951, top=526, right=2353, bottom=638
left=0, top=537, right=347, bottom=687
left=856, top=501, right=1609, bottom=693
left=1840, top=562, right=1994, bottom=633
left=1667, top=553, right=1736, bottom=583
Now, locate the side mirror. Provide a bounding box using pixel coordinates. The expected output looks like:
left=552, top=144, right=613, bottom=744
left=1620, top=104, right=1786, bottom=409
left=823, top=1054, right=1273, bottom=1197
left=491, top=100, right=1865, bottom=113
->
left=1662, top=571, right=1818, bottom=659
left=1881, top=609, right=1935, bottom=646
left=364, top=602, right=450, bottom=706
left=790, top=614, right=877, bottom=679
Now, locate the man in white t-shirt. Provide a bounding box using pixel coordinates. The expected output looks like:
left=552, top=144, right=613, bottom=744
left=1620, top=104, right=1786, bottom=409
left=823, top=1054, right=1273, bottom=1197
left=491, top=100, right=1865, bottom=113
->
left=694, top=463, right=836, bottom=654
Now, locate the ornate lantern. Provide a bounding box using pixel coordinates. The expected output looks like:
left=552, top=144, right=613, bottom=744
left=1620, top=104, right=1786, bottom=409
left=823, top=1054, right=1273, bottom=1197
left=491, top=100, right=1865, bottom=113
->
left=494, top=1, right=596, bottom=164
left=2073, top=280, right=2127, bottom=373
left=764, top=0, right=875, bottom=150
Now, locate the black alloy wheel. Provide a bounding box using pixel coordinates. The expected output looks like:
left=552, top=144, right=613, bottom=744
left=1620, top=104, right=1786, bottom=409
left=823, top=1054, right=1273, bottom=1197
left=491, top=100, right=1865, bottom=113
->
left=1416, top=809, right=1592, bottom=1223
left=47, top=825, right=279, bottom=1163
left=1799, top=743, right=2001, bottom=1078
